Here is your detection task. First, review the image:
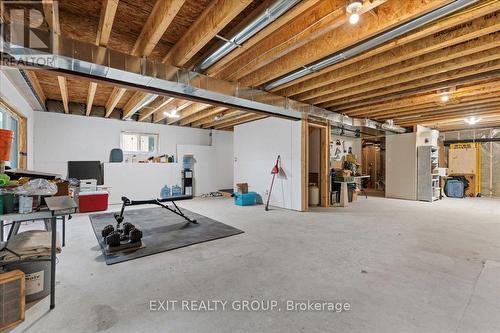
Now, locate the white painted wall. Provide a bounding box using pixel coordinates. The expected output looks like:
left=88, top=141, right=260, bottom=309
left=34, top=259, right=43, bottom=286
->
left=0, top=69, right=35, bottom=169
left=234, top=117, right=302, bottom=211
left=33, top=111, right=233, bottom=195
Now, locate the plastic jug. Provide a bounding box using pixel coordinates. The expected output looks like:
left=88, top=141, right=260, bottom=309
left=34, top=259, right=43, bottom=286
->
left=160, top=185, right=171, bottom=198
left=172, top=185, right=182, bottom=196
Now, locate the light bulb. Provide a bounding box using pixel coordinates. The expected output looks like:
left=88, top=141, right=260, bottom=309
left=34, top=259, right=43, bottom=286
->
left=464, top=116, right=481, bottom=125
left=441, top=94, right=449, bottom=102
left=349, top=13, right=360, bottom=24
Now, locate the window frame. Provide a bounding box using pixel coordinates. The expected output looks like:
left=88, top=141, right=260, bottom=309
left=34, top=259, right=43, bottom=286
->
left=0, top=98, right=27, bottom=169
left=120, top=131, right=159, bottom=155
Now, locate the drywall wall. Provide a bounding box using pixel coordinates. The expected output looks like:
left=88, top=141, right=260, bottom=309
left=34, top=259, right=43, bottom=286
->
left=234, top=117, right=302, bottom=211
left=33, top=111, right=233, bottom=194
left=0, top=69, right=35, bottom=169
left=386, top=132, right=418, bottom=200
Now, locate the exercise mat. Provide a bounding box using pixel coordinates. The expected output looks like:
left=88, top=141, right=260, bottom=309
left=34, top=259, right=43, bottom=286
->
left=89, top=207, right=244, bottom=265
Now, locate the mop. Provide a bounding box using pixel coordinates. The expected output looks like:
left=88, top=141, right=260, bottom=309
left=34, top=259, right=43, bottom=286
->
left=265, top=155, right=281, bottom=211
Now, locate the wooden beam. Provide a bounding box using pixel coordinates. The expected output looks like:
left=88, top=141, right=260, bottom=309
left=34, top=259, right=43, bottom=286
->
left=131, top=0, right=186, bottom=57
left=296, top=31, right=500, bottom=102
left=190, top=108, right=231, bottom=127
left=321, top=58, right=500, bottom=109
left=215, top=0, right=386, bottom=81
left=179, top=106, right=227, bottom=126
left=397, top=105, right=500, bottom=125
left=105, top=87, right=127, bottom=117
left=276, top=5, right=500, bottom=95
left=214, top=113, right=265, bottom=130
left=96, top=0, right=119, bottom=46
left=24, top=70, right=46, bottom=107
left=238, top=0, right=453, bottom=87
left=138, top=97, right=174, bottom=121
left=86, top=82, right=97, bottom=116
left=171, top=103, right=212, bottom=124
left=57, top=76, right=69, bottom=113
left=122, top=92, right=153, bottom=119
left=42, top=0, right=60, bottom=34
left=206, top=0, right=321, bottom=77
left=312, top=46, right=500, bottom=106
left=202, top=110, right=245, bottom=128
left=153, top=100, right=193, bottom=123
left=342, top=81, right=500, bottom=116
left=163, top=0, right=252, bottom=66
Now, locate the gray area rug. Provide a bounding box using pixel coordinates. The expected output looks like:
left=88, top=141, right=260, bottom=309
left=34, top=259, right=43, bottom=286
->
left=89, top=207, right=244, bottom=265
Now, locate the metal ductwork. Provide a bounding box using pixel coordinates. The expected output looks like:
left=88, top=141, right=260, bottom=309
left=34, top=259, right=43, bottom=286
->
left=1, top=22, right=405, bottom=134
left=264, top=0, right=479, bottom=90
left=195, top=0, right=301, bottom=72
left=381, top=120, right=407, bottom=134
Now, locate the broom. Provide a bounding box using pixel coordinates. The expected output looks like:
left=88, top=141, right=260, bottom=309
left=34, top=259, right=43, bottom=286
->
left=265, top=155, right=281, bottom=211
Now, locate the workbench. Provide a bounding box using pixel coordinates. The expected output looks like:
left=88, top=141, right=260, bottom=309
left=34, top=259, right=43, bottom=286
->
left=0, top=196, right=77, bottom=310
left=333, top=175, right=370, bottom=207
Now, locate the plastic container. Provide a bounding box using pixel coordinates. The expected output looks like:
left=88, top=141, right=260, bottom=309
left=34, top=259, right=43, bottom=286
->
left=234, top=192, right=257, bottom=206
left=6, top=258, right=51, bottom=303
left=183, top=155, right=194, bottom=170
left=309, top=184, right=319, bottom=206
left=0, top=129, right=14, bottom=161
left=445, top=180, right=464, bottom=198
left=171, top=185, right=182, bottom=196
left=78, top=191, right=108, bottom=212
left=160, top=185, right=171, bottom=198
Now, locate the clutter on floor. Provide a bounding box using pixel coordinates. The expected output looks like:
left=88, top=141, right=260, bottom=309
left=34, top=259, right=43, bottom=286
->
left=89, top=207, right=244, bottom=265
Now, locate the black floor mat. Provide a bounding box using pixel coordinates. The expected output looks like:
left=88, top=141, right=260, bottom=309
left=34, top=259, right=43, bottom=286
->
left=89, top=207, right=244, bottom=265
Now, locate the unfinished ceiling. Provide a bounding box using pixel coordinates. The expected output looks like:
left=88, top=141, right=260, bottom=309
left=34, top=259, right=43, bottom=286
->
left=7, top=0, right=500, bottom=131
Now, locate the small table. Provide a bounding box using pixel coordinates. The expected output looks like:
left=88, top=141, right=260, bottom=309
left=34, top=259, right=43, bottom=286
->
left=333, top=175, right=371, bottom=207
left=0, top=196, right=76, bottom=310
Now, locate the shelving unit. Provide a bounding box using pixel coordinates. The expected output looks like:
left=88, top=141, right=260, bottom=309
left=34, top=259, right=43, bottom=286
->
left=418, top=146, right=440, bottom=202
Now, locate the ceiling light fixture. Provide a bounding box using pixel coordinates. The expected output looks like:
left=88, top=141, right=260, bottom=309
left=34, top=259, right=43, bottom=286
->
left=441, top=94, right=450, bottom=103
left=346, top=1, right=363, bottom=25
left=163, top=108, right=180, bottom=118
left=464, top=116, right=481, bottom=125
left=214, top=113, right=224, bottom=121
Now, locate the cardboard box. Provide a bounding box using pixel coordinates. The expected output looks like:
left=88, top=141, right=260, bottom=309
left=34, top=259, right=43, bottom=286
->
left=236, top=183, right=248, bottom=194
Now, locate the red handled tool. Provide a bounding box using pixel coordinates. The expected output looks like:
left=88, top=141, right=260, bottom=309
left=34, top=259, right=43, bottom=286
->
left=265, top=155, right=281, bottom=211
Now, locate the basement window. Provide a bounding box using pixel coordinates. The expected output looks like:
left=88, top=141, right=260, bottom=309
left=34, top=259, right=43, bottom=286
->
left=120, top=132, right=158, bottom=155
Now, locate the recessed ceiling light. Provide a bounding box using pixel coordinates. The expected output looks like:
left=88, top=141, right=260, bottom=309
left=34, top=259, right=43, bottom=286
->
left=347, top=1, right=363, bottom=25
left=441, top=94, right=450, bottom=103
left=464, top=116, right=481, bottom=125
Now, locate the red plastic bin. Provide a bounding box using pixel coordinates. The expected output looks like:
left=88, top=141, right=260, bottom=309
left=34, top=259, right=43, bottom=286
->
left=78, top=191, right=108, bottom=213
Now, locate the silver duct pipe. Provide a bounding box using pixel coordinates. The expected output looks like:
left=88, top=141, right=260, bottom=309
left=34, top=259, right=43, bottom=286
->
left=195, top=0, right=301, bottom=72
left=0, top=23, right=405, bottom=133
left=264, top=0, right=479, bottom=90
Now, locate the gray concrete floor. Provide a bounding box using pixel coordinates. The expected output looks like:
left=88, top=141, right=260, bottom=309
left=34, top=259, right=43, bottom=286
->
left=9, top=196, right=500, bottom=333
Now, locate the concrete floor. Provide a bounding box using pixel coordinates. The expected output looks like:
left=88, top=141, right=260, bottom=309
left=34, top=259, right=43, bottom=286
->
left=10, top=196, right=500, bottom=333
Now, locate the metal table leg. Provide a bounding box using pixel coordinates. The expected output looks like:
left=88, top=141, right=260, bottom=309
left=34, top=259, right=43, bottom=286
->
left=62, top=216, right=66, bottom=247
left=50, top=216, right=56, bottom=310
left=0, top=220, right=3, bottom=242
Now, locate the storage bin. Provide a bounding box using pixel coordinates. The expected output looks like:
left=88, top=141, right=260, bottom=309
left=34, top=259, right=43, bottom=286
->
left=234, top=191, right=257, bottom=206
left=6, top=258, right=50, bottom=303
left=78, top=191, right=108, bottom=212
left=445, top=180, right=464, bottom=198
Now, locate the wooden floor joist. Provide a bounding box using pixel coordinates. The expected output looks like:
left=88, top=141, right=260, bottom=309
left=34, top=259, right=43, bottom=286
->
left=105, top=87, right=127, bottom=118
left=214, top=113, right=266, bottom=130
left=24, top=70, right=46, bottom=107
left=86, top=82, right=97, bottom=116
left=57, top=76, right=69, bottom=113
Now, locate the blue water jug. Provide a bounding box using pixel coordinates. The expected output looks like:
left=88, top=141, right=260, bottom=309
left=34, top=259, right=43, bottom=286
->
left=172, top=185, right=182, bottom=196
left=160, top=185, right=171, bottom=198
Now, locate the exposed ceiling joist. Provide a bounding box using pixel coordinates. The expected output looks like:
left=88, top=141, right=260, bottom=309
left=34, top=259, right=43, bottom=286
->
left=170, top=103, right=212, bottom=125
left=42, top=0, right=60, bottom=34
left=96, top=0, right=119, bottom=46
left=122, top=92, right=153, bottom=119
left=138, top=97, right=174, bottom=121
left=295, top=27, right=500, bottom=102
left=131, top=0, right=186, bottom=57
left=86, top=82, right=97, bottom=116
left=57, top=76, right=69, bottom=113
left=274, top=2, right=500, bottom=94
left=163, top=0, right=253, bottom=66
left=214, top=113, right=266, bottom=130
left=215, top=0, right=386, bottom=81
left=179, top=106, right=226, bottom=126
left=24, top=70, right=46, bottom=107
left=238, top=0, right=454, bottom=87
left=190, top=108, right=230, bottom=127
left=105, top=87, right=127, bottom=117
left=202, top=110, right=245, bottom=128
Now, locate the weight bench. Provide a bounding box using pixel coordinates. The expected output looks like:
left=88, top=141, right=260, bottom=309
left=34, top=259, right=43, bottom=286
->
left=116, top=195, right=197, bottom=224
